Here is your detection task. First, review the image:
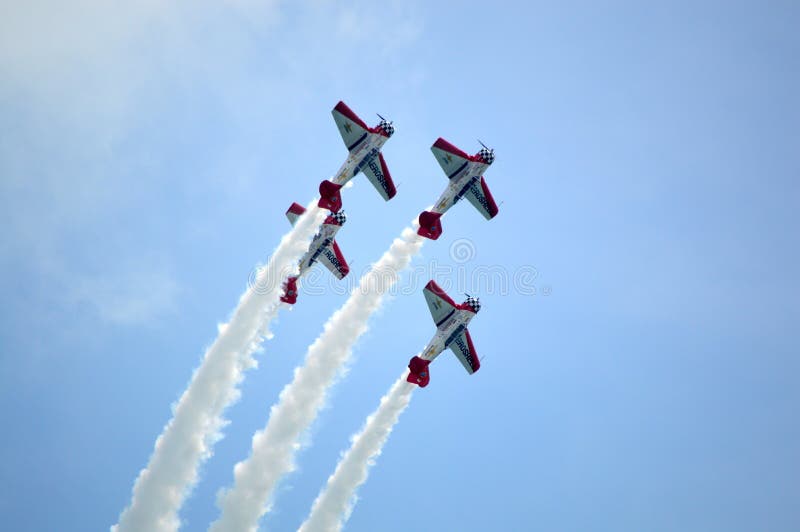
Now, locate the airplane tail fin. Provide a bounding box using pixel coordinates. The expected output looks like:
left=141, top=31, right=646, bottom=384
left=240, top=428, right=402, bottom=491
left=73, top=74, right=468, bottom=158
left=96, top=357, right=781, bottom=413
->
left=318, top=180, right=343, bottom=212
left=285, top=202, right=306, bottom=226
left=417, top=211, right=443, bottom=240
left=280, top=276, right=298, bottom=305
left=407, top=356, right=431, bottom=388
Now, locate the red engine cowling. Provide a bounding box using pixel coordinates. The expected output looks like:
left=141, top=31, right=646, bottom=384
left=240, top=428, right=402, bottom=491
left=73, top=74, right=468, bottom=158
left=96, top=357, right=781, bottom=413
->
left=407, top=356, right=431, bottom=388
left=417, top=211, right=443, bottom=240
left=318, top=180, right=344, bottom=212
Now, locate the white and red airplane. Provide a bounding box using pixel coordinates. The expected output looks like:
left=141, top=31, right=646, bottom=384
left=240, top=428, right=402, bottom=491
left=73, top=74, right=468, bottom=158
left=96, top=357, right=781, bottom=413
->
left=318, top=101, right=397, bottom=212
left=407, top=280, right=482, bottom=388
left=417, top=138, right=499, bottom=240
left=280, top=203, right=350, bottom=305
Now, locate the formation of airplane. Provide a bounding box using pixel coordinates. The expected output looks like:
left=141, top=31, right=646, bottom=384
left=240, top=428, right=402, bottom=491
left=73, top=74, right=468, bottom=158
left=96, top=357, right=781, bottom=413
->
left=406, top=280, right=481, bottom=388
left=417, top=138, right=499, bottom=240
left=280, top=202, right=350, bottom=305
left=318, top=101, right=397, bottom=213
left=282, top=100, right=500, bottom=386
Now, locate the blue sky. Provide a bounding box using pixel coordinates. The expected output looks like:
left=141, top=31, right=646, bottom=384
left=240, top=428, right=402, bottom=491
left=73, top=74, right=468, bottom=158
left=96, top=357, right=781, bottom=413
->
left=1, top=1, right=798, bottom=530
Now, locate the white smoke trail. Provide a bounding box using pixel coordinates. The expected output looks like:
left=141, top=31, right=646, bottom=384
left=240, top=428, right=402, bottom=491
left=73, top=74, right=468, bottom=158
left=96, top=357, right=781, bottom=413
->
left=113, top=203, right=325, bottom=532
left=209, top=226, right=424, bottom=532
left=299, top=371, right=415, bottom=532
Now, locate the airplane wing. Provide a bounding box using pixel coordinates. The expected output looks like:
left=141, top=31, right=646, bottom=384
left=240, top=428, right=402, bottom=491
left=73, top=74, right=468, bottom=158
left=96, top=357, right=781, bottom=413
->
left=360, top=152, right=397, bottom=201
left=318, top=240, right=350, bottom=280
left=449, top=328, right=480, bottom=374
left=431, top=137, right=474, bottom=179
left=464, top=176, right=499, bottom=220
left=423, top=280, right=458, bottom=327
left=332, top=101, right=370, bottom=152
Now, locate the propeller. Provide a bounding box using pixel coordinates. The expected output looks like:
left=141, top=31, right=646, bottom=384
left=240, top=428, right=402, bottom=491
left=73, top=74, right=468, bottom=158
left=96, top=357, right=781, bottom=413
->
left=465, top=293, right=480, bottom=305
left=477, top=139, right=494, bottom=163
left=376, top=113, right=394, bottom=135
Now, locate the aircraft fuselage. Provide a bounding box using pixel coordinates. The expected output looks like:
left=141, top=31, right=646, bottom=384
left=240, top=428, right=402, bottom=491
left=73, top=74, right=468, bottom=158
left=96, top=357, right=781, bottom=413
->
left=431, top=160, right=489, bottom=216
left=296, top=223, right=341, bottom=279
left=420, top=308, right=476, bottom=364
left=331, top=134, right=389, bottom=187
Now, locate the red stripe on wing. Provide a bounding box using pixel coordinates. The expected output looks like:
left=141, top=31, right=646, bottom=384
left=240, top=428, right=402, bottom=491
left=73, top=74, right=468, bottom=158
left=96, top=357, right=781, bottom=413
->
left=424, top=280, right=458, bottom=308
left=479, top=176, right=500, bottom=218
left=433, top=137, right=484, bottom=163
left=333, top=101, right=369, bottom=131
left=464, top=329, right=480, bottom=372
left=378, top=152, right=397, bottom=199
left=331, top=240, right=350, bottom=277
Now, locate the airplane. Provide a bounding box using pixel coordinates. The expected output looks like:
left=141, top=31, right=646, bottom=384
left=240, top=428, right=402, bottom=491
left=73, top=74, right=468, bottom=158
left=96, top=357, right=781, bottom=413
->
left=280, top=202, right=350, bottom=305
left=318, top=101, right=397, bottom=212
left=417, top=138, right=499, bottom=240
left=407, top=280, right=482, bottom=388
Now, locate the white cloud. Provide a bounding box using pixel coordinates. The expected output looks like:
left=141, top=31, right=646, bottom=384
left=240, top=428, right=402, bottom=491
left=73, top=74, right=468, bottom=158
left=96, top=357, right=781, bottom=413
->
left=0, top=1, right=286, bottom=326
left=0, top=0, right=425, bottom=330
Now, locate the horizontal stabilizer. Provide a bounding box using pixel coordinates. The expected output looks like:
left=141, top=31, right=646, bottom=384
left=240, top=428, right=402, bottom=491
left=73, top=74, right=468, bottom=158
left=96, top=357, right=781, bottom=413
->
left=285, top=202, right=306, bottom=226
left=407, top=356, right=431, bottom=388
left=417, top=210, right=443, bottom=240
left=318, top=180, right=344, bottom=212
left=280, top=276, right=298, bottom=305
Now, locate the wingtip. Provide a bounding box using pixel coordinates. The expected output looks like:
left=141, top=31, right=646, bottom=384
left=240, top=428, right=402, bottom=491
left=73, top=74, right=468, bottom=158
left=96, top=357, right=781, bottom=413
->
left=431, top=136, right=449, bottom=149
